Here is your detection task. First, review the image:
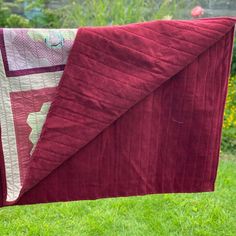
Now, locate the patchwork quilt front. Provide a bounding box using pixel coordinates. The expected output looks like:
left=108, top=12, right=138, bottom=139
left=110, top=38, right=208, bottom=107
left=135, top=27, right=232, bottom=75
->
left=0, top=17, right=235, bottom=206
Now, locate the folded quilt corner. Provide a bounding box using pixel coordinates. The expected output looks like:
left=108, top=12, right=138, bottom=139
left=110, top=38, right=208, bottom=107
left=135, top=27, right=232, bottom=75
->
left=0, top=17, right=235, bottom=206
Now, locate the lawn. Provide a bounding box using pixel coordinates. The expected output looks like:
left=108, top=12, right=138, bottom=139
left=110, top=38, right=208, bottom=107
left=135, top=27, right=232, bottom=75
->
left=0, top=154, right=235, bottom=236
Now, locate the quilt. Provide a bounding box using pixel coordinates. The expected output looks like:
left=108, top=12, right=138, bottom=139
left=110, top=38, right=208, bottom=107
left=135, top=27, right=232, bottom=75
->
left=0, top=17, right=235, bottom=207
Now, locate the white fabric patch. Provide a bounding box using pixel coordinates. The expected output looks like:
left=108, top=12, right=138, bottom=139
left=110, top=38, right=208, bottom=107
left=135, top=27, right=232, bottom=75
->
left=27, top=102, right=51, bottom=155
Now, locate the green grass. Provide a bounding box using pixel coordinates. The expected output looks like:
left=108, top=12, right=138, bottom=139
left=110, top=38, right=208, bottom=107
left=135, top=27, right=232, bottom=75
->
left=0, top=154, right=235, bottom=236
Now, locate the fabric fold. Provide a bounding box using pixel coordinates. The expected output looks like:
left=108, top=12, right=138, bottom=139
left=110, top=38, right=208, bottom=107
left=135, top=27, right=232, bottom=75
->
left=22, top=18, right=236, bottom=195
left=0, top=17, right=235, bottom=206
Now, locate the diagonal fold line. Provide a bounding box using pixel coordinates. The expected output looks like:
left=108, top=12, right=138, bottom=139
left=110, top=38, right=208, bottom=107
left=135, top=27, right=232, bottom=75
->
left=10, top=18, right=235, bottom=205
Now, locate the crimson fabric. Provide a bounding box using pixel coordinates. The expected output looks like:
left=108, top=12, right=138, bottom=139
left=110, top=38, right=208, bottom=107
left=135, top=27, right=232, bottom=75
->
left=0, top=17, right=236, bottom=206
